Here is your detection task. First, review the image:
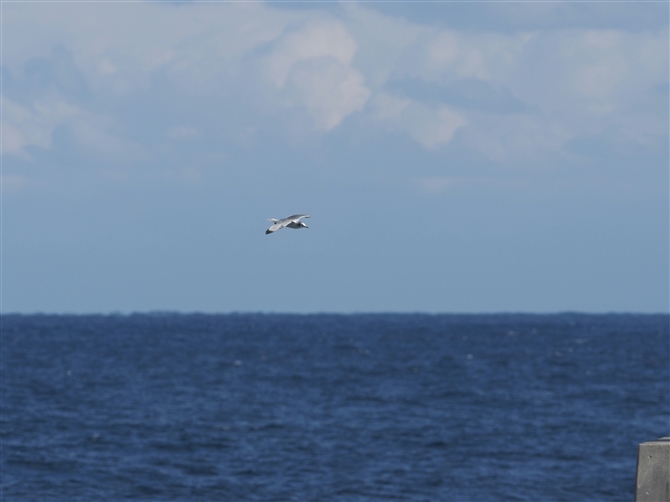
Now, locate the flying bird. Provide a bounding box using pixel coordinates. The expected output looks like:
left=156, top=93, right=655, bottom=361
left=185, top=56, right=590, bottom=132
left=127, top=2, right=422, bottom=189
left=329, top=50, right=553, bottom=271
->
left=266, top=214, right=310, bottom=235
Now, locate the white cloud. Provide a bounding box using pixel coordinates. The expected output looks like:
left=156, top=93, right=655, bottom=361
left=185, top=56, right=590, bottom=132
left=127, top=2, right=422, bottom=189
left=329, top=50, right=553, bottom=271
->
left=2, top=94, right=79, bottom=155
left=342, top=4, right=427, bottom=89
left=98, top=58, right=118, bottom=76
left=4, top=3, right=292, bottom=93
left=2, top=2, right=666, bottom=161
left=428, top=31, right=490, bottom=81
left=388, top=26, right=534, bottom=88
left=373, top=93, right=466, bottom=149
left=267, top=20, right=371, bottom=130
left=401, top=23, right=666, bottom=158
left=505, top=27, right=667, bottom=113
left=284, top=58, right=371, bottom=131
left=557, top=29, right=647, bottom=103
left=267, top=20, right=358, bottom=88
left=2, top=93, right=142, bottom=158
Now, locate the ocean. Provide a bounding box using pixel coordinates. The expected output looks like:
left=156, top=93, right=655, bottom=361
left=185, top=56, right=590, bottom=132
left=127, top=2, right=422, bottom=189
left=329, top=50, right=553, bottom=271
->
left=1, top=313, right=668, bottom=501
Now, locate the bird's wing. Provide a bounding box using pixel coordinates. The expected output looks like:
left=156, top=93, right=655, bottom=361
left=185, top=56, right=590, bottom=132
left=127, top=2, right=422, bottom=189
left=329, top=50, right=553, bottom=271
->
left=268, top=218, right=279, bottom=223
left=285, top=214, right=310, bottom=222
left=266, top=220, right=288, bottom=234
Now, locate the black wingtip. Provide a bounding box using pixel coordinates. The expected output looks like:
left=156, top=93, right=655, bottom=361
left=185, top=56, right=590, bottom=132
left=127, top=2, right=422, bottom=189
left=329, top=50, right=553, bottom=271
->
left=265, top=230, right=272, bottom=235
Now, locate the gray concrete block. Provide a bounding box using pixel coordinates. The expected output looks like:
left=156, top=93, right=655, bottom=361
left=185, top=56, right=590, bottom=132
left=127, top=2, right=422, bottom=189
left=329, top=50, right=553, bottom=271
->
left=636, top=437, right=670, bottom=502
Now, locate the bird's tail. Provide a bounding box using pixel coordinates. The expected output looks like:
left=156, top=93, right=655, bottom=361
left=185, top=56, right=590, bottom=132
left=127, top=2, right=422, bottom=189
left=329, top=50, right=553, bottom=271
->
left=268, top=218, right=279, bottom=223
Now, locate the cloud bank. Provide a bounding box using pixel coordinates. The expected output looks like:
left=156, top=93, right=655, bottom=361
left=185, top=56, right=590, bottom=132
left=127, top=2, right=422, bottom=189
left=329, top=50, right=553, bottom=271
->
left=2, top=2, right=667, bottom=168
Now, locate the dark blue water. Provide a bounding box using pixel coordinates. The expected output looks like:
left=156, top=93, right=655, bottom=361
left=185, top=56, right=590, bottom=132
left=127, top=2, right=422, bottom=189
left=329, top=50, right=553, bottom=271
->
left=1, top=314, right=668, bottom=501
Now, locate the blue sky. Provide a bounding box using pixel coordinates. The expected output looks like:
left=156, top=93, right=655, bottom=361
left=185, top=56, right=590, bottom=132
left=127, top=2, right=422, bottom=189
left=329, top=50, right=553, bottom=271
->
left=3, top=1, right=668, bottom=313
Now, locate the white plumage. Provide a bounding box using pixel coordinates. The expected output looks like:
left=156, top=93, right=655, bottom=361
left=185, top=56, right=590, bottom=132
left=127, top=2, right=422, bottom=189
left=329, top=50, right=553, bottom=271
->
left=265, top=214, right=310, bottom=235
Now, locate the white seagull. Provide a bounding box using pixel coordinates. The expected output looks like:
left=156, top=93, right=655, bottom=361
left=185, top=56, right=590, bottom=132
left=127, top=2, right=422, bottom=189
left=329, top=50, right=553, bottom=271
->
left=266, top=214, right=310, bottom=235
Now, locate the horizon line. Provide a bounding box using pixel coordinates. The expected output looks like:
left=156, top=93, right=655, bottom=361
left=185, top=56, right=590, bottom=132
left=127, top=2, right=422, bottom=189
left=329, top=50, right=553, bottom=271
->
left=2, top=310, right=668, bottom=316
